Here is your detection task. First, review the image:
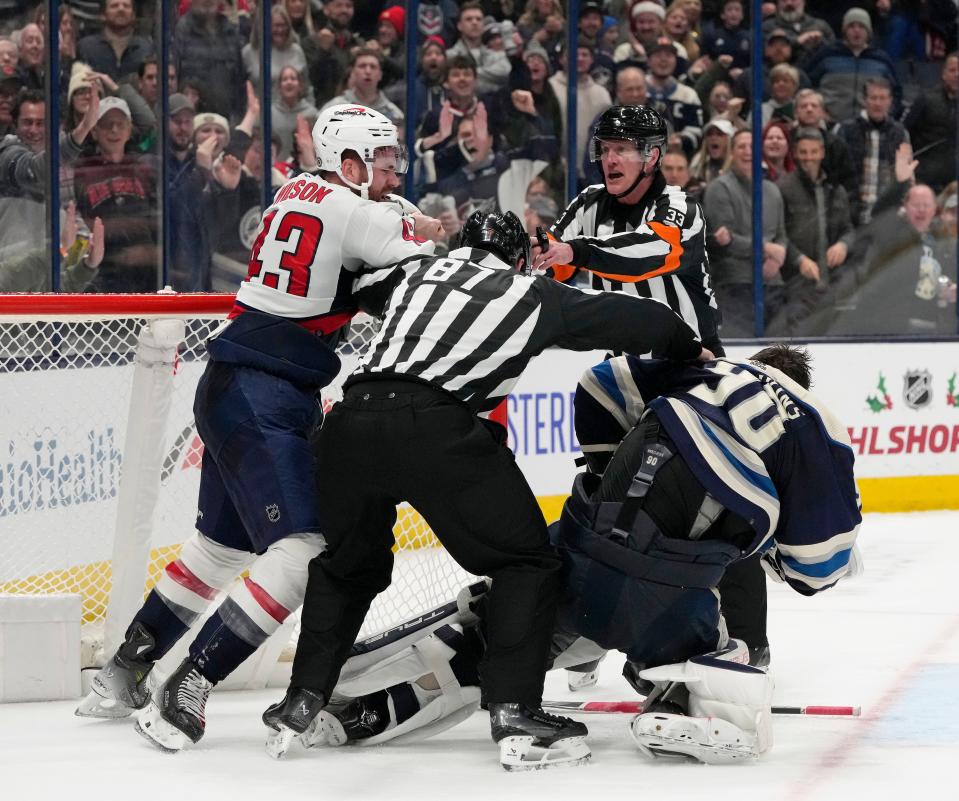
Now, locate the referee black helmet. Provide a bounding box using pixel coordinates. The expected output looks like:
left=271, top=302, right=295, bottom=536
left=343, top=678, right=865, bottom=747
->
left=588, top=105, right=668, bottom=163
left=459, top=210, right=531, bottom=272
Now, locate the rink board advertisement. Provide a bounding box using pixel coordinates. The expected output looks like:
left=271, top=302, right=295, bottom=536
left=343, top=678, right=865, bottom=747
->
left=507, top=342, right=959, bottom=513
left=1, top=340, right=958, bottom=572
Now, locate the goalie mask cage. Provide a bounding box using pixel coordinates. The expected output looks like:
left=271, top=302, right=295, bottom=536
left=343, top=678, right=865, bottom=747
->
left=0, top=294, right=479, bottom=675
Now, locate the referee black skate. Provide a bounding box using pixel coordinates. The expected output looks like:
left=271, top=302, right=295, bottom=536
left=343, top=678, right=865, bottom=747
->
left=263, top=210, right=712, bottom=770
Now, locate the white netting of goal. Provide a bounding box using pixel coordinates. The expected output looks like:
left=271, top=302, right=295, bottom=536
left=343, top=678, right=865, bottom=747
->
left=0, top=304, right=477, bottom=666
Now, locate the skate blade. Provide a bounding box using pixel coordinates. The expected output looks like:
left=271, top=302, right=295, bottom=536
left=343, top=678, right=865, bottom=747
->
left=629, top=714, right=758, bottom=764
left=265, top=725, right=299, bottom=759
left=134, top=703, right=191, bottom=753
left=75, top=690, right=134, bottom=719
left=499, top=735, right=591, bottom=772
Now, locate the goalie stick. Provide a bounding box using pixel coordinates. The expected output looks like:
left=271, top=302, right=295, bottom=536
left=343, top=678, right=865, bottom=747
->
left=543, top=700, right=861, bottom=717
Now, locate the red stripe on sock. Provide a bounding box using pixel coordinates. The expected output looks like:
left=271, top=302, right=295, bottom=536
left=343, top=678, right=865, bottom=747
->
left=243, top=577, right=291, bottom=623
left=165, top=559, right=218, bottom=601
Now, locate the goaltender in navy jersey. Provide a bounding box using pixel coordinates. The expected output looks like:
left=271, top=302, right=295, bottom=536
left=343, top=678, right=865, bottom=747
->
left=550, top=171, right=721, bottom=351
left=231, top=175, right=434, bottom=333
left=576, top=355, right=862, bottom=595
left=351, top=246, right=705, bottom=417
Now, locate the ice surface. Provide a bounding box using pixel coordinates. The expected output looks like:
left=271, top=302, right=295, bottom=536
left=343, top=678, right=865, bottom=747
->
left=2, top=511, right=957, bottom=801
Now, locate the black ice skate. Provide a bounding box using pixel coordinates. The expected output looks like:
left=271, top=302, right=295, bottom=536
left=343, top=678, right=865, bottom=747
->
left=134, top=658, right=213, bottom=752
left=75, top=622, right=156, bottom=718
left=262, top=687, right=327, bottom=759
left=489, top=703, right=591, bottom=771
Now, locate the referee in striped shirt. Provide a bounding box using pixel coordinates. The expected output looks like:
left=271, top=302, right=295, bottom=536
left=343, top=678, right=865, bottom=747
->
left=534, top=105, right=722, bottom=355
left=533, top=106, right=770, bottom=668
left=266, top=210, right=712, bottom=769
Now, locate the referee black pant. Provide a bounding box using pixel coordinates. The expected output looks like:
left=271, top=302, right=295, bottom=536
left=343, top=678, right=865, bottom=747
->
left=291, top=377, right=562, bottom=707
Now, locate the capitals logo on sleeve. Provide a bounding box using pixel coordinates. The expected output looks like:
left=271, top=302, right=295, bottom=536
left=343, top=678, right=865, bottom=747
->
left=402, top=216, right=427, bottom=245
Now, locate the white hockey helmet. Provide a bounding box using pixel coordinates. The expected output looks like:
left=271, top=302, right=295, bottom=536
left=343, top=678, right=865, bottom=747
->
left=312, top=104, right=409, bottom=198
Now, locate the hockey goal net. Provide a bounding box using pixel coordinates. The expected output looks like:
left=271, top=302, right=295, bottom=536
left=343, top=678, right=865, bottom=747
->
left=0, top=294, right=478, bottom=671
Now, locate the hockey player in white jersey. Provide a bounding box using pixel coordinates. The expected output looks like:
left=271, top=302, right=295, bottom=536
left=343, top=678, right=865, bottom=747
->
left=75, top=105, right=440, bottom=752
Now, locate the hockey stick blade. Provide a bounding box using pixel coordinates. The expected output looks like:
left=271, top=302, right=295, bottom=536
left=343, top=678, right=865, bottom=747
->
left=543, top=700, right=861, bottom=717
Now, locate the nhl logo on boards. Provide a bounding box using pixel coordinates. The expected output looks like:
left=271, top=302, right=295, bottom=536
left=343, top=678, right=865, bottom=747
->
left=266, top=504, right=281, bottom=523
left=903, top=369, right=933, bottom=410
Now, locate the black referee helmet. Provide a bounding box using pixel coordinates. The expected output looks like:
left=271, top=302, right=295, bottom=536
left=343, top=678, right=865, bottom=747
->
left=459, top=210, right=531, bottom=272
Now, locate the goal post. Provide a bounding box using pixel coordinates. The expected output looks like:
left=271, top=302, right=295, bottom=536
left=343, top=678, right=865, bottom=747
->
left=0, top=293, right=481, bottom=685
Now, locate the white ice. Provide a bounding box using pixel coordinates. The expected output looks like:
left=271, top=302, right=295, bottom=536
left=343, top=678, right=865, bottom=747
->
left=2, top=510, right=958, bottom=801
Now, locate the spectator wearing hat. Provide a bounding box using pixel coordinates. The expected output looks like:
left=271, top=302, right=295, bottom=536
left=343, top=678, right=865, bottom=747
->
left=389, top=35, right=446, bottom=130
left=792, top=88, right=853, bottom=191
left=690, top=115, right=733, bottom=187
left=904, top=52, right=958, bottom=193
left=320, top=48, right=404, bottom=127
left=577, top=2, right=617, bottom=92
left=761, top=0, right=834, bottom=61
left=524, top=192, right=559, bottom=236
left=76, top=0, right=153, bottom=85
left=805, top=8, right=900, bottom=123
left=446, top=2, right=510, bottom=95
left=700, top=0, right=750, bottom=69
left=374, top=5, right=406, bottom=91
left=174, top=0, right=244, bottom=120
left=614, top=0, right=664, bottom=63
left=776, top=125, right=855, bottom=335
left=837, top=76, right=908, bottom=227
left=522, top=45, right=564, bottom=144
left=74, top=95, right=159, bottom=293
left=165, top=91, right=211, bottom=292
left=645, top=37, right=703, bottom=155
left=242, top=5, right=309, bottom=99
left=549, top=43, right=612, bottom=186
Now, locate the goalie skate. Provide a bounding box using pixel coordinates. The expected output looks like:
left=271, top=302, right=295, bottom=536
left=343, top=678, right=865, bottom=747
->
left=629, top=712, right=760, bottom=764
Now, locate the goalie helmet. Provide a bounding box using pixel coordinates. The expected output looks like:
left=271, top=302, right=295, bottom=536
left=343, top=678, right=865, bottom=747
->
left=312, top=104, right=409, bottom=199
left=588, top=105, right=668, bottom=166
left=458, top=210, right=531, bottom=272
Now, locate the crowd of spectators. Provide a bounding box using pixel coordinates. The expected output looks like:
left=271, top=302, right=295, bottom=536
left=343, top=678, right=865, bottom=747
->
left=0, top=0, right=955, bottom=337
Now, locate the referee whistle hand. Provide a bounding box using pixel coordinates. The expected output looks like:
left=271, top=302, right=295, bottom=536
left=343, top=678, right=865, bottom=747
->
left=532, top=241, right=573, bottom=273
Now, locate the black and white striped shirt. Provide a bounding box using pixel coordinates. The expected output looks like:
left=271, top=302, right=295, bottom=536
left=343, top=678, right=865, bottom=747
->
left=550, top=172, right=722, bottom=351
left=351, top=246, right=703, bottom=416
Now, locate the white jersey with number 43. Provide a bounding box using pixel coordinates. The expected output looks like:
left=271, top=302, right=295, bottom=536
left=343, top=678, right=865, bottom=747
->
left=230, top=175, right=435, bottom=333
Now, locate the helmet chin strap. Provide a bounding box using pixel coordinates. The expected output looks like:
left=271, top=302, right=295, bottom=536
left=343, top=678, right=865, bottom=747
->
left=606, top=146, right=660, bottom=199
left=336, top=163, right=372, bottom=200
